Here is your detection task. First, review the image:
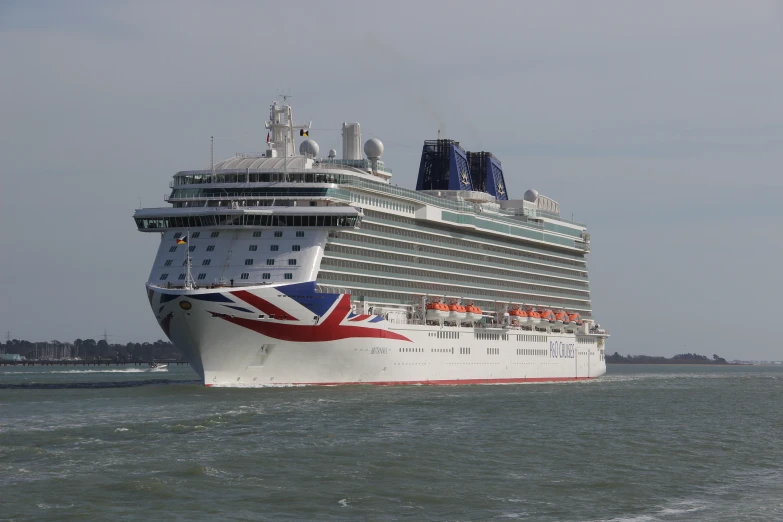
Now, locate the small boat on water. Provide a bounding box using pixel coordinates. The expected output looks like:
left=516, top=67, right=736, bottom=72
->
left=149, top=363, right=168, bottom=371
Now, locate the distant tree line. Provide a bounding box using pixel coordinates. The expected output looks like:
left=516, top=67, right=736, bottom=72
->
left=606, top=352, right=728, bottom=364
left=1, top=338, right=183, bottom=361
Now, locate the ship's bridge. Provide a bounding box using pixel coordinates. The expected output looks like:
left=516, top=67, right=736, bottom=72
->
left=172, top=158, right=391, bottom=187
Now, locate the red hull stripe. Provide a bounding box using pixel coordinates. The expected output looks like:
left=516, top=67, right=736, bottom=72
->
left=205, top=377, right=593, bottom=387
left=231, top=290, right=298, bottom=321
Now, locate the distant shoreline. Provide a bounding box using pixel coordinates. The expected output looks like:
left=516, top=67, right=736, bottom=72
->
left=607, top=361, right=742, bottom=365
left=606, top=352, right=730, bottom=365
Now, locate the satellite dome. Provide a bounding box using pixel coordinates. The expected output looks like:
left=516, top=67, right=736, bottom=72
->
left=364, top=138, right=384, bottom=159
left=299, top=139, right=319, bottom=157
left=328, top=148, right=337, bottom=159
left=524, top=189, right=539, bottom=202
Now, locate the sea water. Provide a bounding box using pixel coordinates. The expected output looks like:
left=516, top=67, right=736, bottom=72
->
left=1, top=364, right=782, bottom=521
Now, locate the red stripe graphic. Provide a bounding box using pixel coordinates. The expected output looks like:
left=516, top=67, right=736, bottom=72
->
left=349, top=314, right=371, bottom=322
left=231, top=290, right=298, bottom=321
left=217, top=295, right=411, bottom=343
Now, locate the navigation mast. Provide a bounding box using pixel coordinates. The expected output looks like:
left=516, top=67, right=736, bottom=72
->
left=265, top=96, right=311, bottom=158
left=184, top=231, right=194, bottom=289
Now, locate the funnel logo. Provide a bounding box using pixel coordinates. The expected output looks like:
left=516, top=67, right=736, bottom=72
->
left=458, top=164, right=471, bottom=187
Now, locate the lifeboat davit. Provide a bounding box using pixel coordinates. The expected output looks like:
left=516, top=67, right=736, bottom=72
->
left=554, top=310, right=567, bottom=326
left=528, top=310, right=541, bottom=325
left=449, top=303, right=467, bottom=322
left=426, top=302, right=449, bottom=321
left=539, top=309, right=554, bottom=326
left=465, top=304, right=483, bottom=322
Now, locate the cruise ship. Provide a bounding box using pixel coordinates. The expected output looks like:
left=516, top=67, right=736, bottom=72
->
left=134, top=100, right=608, bottom=387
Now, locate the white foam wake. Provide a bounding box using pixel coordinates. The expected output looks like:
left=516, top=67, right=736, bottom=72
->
left=3, top=368, right=165, bottom=374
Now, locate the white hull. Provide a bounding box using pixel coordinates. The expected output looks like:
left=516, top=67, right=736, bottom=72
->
left=148, top=283, right=607, bottom=387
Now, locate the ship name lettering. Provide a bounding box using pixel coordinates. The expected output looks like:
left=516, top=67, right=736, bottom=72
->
left=371, top=347, right=388, bottom=355
left=549, top=341, right=575, bottom=359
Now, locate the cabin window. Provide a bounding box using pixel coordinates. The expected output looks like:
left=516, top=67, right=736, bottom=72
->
left=270, top=245, right=279, bottom=251
left=197, top=273, right=206, bottom=280
left=210, top=231, right=220, bottom=238
left=202, top=259, right=211, bottom=266
left=292, top=245, right=301, bottom=251
left=249, top=245, right=258, bottom=251
left=262, top=273, right=271, bottom=280
left=178, top=274, right=186, bottom=280
left=288, top=259, right=297, bottom=266
left=284, top=273, right=293, bottom=280
left=160, top=274, right=169, bottom=280
left=189, top=246, right=196, bottom=252
left=253, top=231, right=262, bottom=237
left=296, top=231, right=304, bottom=237
left=244, top=259, right=253, bottom=265
left=266, top=259, right=274, bottom=265
left=274, top=231, right=283, bottom=237
left=240, top=273, right=249, bottom=280
left=164, top=260, right=173, bottom=266
left=191, top=232, right=200, bottom=238
left=169, top=246, right=177, bottom=252
left=206, top=245, right=215, bottom=252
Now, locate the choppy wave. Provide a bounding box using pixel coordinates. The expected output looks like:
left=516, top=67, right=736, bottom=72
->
left=2, top=364, right=782, bottom=521
left=594, top=501, right=707, bottom=522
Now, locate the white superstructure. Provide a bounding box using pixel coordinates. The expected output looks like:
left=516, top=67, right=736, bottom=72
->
left=135, top=100, right=608, bottom=387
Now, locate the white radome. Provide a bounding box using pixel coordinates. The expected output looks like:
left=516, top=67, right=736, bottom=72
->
left=299, top=139, right=319, bottom=157
left=364, top=138, right=384, bottom=159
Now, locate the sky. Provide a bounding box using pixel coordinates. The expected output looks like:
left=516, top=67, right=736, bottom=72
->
left=1, top=0, right=782, bottom=359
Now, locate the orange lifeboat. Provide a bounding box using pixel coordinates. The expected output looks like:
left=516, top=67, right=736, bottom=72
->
left=426, top=301, right=449, bottom=321
left=539, top=309, right=554, bottom=325
left=465, top=304, right=483, bottom=322
left=569, top=313, right=583, bottom=326
left=528, top=309, right=541, bottom=325
left=449, top=303, right=467, bottom=322
left=554, top=310, right=567, bottom=325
